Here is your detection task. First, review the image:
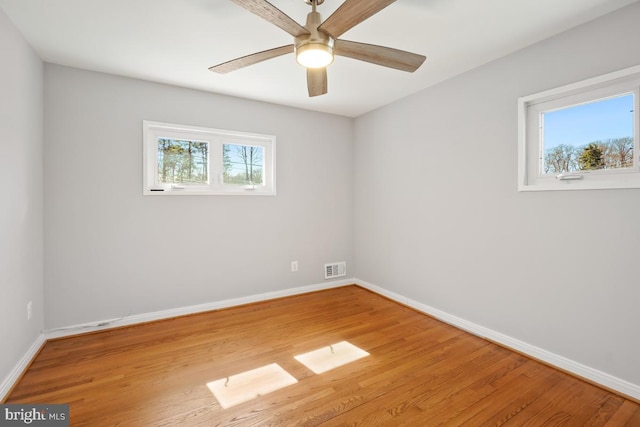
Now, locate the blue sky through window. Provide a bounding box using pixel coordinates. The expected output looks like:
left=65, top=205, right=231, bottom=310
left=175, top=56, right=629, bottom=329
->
left=543, top=93, right=634, bottom=149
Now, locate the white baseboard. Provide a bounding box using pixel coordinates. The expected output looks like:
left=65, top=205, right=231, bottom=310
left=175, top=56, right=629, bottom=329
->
left=0, top=334, right=46, bottom=402
left=4, top=278, right=639, bottom=403
left=355, top=279, right=640, bottom=401
left=2, top=279, right=354, bottom=400
left=45, top=278, right=354, bottom=339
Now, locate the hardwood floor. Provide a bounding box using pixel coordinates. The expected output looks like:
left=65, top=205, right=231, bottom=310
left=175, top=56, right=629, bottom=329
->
left=6, top=285, right=640, bottom=426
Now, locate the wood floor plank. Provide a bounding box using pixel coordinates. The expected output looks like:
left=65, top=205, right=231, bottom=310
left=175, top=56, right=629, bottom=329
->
left=287, top=340, right=496, bottom=425
left=323, top=346, right=519, bottom=425
left=5, top=285, right=639, bottom=426
left=603, top=400, right=640, bottom=426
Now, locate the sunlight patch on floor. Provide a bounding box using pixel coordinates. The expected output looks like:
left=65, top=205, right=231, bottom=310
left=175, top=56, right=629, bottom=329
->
left=206, top=363, right=298, bottom=409
left=294, top=341, right=369, bottom=374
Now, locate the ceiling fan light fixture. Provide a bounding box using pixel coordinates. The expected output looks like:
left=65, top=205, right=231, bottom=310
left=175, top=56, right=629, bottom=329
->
left=296, top=43, right=334, bottom=68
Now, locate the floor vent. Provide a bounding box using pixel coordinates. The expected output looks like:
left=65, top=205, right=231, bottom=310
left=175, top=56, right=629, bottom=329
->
left=324, top=262, right=346, bottom=279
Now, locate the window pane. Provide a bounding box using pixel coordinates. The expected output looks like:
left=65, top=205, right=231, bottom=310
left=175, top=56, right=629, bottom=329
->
left=157, top=138, right=209, bottom=184
left=542, top=94, right=634, bottom=174
left=223, top=144, right=264, bottom=185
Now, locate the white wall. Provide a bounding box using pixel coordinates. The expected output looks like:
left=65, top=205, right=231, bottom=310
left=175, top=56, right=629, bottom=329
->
left=354, top=2, right=640, bottom=388
left=0, top=8, right=44, bottom=388
left=44, top=65, right=353, bottom=329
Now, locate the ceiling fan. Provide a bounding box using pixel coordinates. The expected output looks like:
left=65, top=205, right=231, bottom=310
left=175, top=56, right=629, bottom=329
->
left=209, top=0, right=426, bottom=97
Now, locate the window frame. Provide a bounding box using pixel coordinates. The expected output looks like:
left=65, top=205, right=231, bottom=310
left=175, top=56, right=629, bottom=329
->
left=518, top=65, right=640, bottom=192
left=143, top=121, right=276, bottom=196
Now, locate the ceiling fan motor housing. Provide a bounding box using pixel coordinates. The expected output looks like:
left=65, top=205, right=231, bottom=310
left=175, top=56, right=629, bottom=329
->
left=295, top=10, right=335, bottom=68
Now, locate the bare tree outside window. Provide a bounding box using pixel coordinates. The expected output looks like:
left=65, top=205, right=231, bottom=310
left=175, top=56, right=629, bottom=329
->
left=544, top=144, right=578, bottom=174
left=223, top=144, right=264, bottom=185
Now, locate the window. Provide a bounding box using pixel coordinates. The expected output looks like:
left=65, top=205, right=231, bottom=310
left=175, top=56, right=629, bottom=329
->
left=143, top=121, right=275, bottom=195
left=518, top=65, right=640, bottom=191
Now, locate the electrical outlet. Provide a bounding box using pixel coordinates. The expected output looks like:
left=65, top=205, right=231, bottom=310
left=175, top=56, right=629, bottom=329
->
left=291, top=261, right=298, bottom=272
left=27, top=301, right=32, bottom=321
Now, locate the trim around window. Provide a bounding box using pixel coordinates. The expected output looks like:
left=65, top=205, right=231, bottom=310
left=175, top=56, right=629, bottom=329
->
left=143, top=121, right=276, bottom=195
left=518, top=65, right=640, bottom=191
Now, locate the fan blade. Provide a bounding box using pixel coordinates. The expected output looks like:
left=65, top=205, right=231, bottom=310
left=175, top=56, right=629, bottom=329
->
left=230, top=0, right=309, bottom=37
left=209, top=45, right=294, bottom=74
left=335, top=39, right=425, bottom=72
left=318, top=0, right=396, bottom=39
left=307, top=68, right=327, bottom=97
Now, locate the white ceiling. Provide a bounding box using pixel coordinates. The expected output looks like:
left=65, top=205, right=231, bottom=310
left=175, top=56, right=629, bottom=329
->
left=1, top=0, right=637, bottom=117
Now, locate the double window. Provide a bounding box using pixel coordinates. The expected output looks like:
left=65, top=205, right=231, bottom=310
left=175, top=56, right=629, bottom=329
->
left=143, top=121, right=275, bottom=195
left=518, top=65, right=640, bottom=191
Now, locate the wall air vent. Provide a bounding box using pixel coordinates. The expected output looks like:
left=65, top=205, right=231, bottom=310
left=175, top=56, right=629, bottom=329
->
left=324, top=262, right=346, bottom=279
